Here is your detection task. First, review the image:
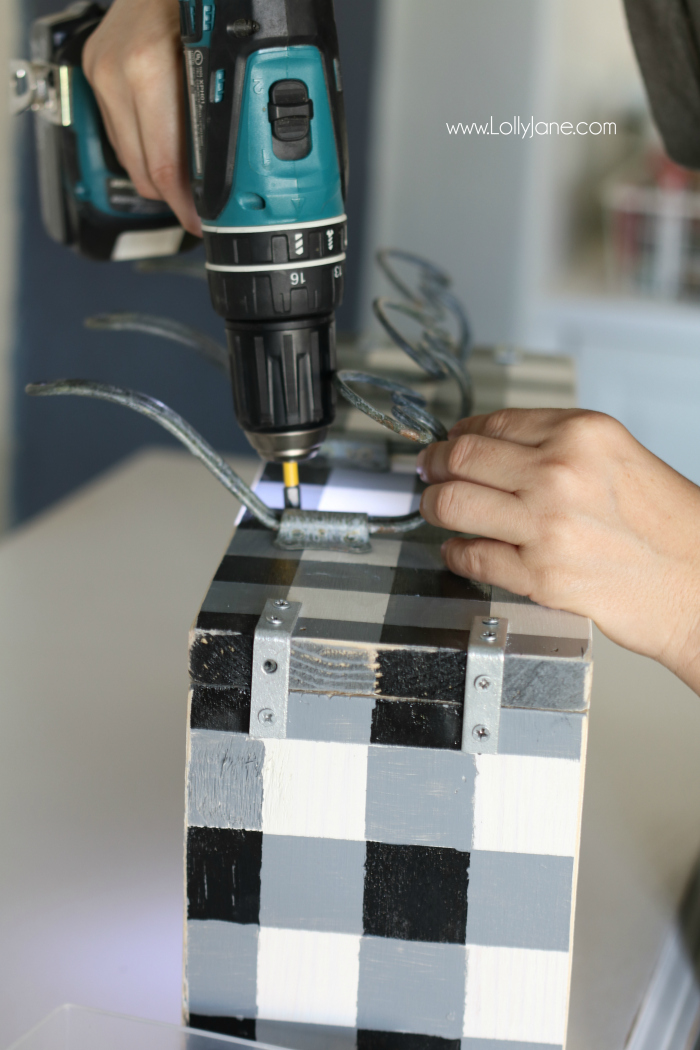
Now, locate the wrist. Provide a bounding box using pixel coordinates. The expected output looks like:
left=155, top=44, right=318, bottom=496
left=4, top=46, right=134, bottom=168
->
left=659, top=589, right=700, bottom=695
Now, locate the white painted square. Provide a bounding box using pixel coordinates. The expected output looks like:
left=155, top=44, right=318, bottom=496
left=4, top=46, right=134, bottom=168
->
left=472, top=754, right=581, bottom=856
left=262, top=739, right=368, bottom=840
left=300, top=539, right=403, bottom=567
left=318, top=472, right=415, bottom=517
left=254, top=481, right=324, bottom=511
left=463, top=944, right=570, bottom=1044
left=490, top=600, right=591, bottom=640
left=285, top=586, right=390, bottom=624
left=257, top=927, right=360, bottom=1027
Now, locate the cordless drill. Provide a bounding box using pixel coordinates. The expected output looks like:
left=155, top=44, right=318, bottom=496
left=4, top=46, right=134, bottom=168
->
left=15, top=0, right=349, bottom=478
left=181, top=0, right=348, bottom=467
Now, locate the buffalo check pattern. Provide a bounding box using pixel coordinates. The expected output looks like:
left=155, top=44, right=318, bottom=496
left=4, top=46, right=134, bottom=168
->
left=185, top=463, right=592, bottom=1050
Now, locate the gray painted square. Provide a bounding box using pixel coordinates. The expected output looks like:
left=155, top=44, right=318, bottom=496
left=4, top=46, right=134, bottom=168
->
left=260, top=835, right=365, bottom=934
left=366, top=746, right=476, bottom=851
left=357, top=937, right=465, bottom=1039
left=188, top=730, right=264, bottom=830
left=491, top=587, right=534, bottom=605
left=397, top=541, right=446, bottom=572
left=293, top=561, right=395, bottom=594
left=466, top=851, right=573, bottom=952
left=462, top=1041, right=561, bottom=1050
left=287, top=692, right=376, bottom=744
left=226, top=529, right=303, bottom=560
left=296, top=618, right=383, bottom=643
left=384, top=595, right=488, bottom=630
left=186, top=920, right=258, bottom=1017
left=256, top=1020, right=357, bottom=1050
left=201, top=581, right=289, bottom=615
left=498, top=709, right=583, bottom=760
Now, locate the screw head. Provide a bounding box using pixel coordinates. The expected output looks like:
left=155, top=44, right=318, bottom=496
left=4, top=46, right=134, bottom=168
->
left=273, top=600, right=289, bottom=609
left=258, top=708, right=275, bottom=725
left=229, top=17, right=260, bottom=37
left=267, top=615, right=283, bottom=626
left=472, top=724, right=490, bottom=741
left=474, top=675, right=491, bottom=690
left=482, top=617, right=499, bottom=626
left=481, top=631, right=497, bottom=642
left=263, top=659, right=278, bottom=674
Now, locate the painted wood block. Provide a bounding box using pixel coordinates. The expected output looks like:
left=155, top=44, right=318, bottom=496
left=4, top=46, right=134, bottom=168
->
left=184, top=461, right=592, bottom=1050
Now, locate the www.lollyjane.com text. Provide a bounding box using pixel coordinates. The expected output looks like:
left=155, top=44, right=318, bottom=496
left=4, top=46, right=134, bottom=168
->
left=447, top=117, right=616, bottom=137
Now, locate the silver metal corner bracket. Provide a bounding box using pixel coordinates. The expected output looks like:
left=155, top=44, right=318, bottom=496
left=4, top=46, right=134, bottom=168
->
left=250, top=598, right=302, bottom=740
left=462, top=615, right=508, bottom=755
left=275, top=510, right=371, bottom=554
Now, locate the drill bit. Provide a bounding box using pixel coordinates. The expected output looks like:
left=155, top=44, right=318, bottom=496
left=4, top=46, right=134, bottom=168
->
left=283, top=461, right=301, bottom=510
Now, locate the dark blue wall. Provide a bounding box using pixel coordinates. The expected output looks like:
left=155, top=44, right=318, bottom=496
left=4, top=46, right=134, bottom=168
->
left=13, top=0, right=379, bottom=523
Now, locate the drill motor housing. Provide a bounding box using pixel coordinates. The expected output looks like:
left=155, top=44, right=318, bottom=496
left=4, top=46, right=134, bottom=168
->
left=23, top=2, right=194, bottom=262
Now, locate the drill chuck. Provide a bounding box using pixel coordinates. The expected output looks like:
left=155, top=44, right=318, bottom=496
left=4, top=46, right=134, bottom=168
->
left=226, top=314, right=336, bottom=462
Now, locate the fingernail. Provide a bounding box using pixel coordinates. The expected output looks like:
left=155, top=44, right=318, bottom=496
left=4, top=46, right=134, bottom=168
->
left=440, top=540, right=450, bottom=560
left=416, top=451, right=427, bottom=481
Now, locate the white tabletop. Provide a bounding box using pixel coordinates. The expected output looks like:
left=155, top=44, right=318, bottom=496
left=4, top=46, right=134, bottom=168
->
left=1, top=449, right=699, bottom=1050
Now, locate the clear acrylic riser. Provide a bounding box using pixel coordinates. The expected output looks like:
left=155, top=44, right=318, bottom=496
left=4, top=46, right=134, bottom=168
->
left=6, top=1006, right=276, bottom=1050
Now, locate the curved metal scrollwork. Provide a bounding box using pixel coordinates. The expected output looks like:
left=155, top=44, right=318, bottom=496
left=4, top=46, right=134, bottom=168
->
left=26, top=249, right=473, bottom=539
left=334, top=249, right=474, bottom=534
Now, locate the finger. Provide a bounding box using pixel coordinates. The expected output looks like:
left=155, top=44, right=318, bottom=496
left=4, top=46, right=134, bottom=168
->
left=442, top=536, right=532, bottom=595
left=92, top=86, right=162, bottom=200
left=448, top=408, right=580, bottom=447
left=417, top=434, right=540, bottom=491
left=134, top=62, right=202, bottom=235
left=420, top=480, right=532, bottom=545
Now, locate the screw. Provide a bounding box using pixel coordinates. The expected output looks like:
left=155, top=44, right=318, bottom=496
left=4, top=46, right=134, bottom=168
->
left=481, top=631, right=497, bottom=642
left=263, top=659, right=278, bottom=674
left=258, top=708, right=275, bottom=725
left=267, top=615, right=283, bottom=626
left=229, top=17, right=260, bottom=37
left=482, top=617, right=499, bottom=626
left=273, top=599, right=289, bottom=610
left=472, top=724, right=490, bottom=741
left=474, top=675, right=491, bottom=690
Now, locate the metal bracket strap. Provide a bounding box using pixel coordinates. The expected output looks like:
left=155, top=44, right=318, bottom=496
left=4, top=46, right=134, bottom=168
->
left=275, top=509, right=371, bottom=554
left=250, top=599, right=302, bottom=740
left=461, top=615, right=508, bottom=755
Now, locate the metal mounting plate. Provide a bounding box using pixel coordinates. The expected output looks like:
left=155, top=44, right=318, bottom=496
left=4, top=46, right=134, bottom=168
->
left=462, top=615, right=508, bottom=755
left=250, top=599, right=302, bottom=740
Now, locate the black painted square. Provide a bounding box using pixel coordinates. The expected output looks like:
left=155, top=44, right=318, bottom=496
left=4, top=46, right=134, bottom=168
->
left=370, top=699, right=462, bottom=750
left=358, top=1032, right=460, bottom=1050
left=187, top=827, right=262, bottom=923
left=189, top=631, right=254, bottom=688
left=238, top=513, right=268, bottom=530
left=195, top=611, right=260, bottom=634
left=189, top=1016, right=256, bottom=1040
left=190, top=684, right=250, bottom=733
left=377, top=648, right=466, bottom=703
left=379, top=624, right=469, bottom=652
left=391, top=566, right=489, bottom=601
left=214, top=555, right=299, bottom=587
left=363, top=842, right=469, bottom=943
left=262, top=461, right=332, bottom=486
